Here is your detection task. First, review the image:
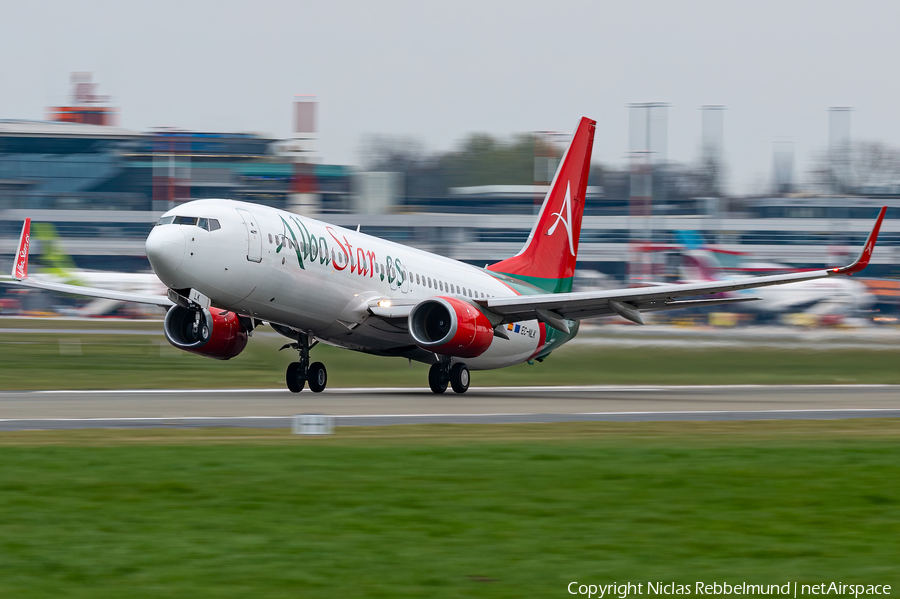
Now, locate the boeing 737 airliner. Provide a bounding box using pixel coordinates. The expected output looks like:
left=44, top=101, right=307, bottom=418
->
left=8, top=118, right=888, bottom=393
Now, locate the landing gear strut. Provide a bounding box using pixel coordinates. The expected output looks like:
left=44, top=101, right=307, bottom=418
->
left=281, top=332, right=327, bottom=393
left=428, top=356, right=470, bottom=394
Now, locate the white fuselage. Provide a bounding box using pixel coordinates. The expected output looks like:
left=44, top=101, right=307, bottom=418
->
left=145, top=199, right=552, bottom=370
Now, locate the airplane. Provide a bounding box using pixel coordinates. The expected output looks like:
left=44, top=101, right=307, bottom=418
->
left=6, top=117, right=888, bottom=394
left=676, top=238, right=876, bottom=316
left=21, top=223, right=166, bottom=316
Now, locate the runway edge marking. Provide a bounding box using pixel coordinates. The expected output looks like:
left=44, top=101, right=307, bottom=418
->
left=15, top=383, right=900, bottom=396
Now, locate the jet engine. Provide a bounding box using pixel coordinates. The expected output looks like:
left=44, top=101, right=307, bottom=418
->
left=163, top=305, right=249, bottom=360
left=408, top=296, right=494, bottom=358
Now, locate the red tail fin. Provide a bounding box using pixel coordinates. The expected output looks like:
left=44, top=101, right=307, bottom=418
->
left=12, top=218, right=31, bottom=280
left=680, top=251, right=720, bottom=282
left=487, top=117, right=596, bottom=293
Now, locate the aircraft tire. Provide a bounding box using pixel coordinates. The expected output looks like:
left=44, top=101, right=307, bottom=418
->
left=286, top=362, right=305, bottom=393
left=449, top=363, right=470, bottom=394
left=308, top=362, right=327, bottom=393
left=428, top=363, right=448, bottom=394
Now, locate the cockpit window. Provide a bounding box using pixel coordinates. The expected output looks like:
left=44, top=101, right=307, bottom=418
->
left=157, top=215, right=221, bottom=231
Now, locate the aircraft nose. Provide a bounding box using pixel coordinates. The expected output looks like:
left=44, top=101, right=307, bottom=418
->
left=146, top=225, right=185, bottom=286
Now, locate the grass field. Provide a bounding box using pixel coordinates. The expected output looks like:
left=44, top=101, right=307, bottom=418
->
left=1, top=325, right=900, bottom=389
left=0, top=421, right=897, bottom=598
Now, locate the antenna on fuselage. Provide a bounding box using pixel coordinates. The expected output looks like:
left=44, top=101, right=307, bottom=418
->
left=356, top=224, right=361, bottom=232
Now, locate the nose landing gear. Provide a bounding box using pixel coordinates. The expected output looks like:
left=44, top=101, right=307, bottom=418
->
left=428, top=356, right=470, bottom=394
left=281, top=332, right=328, bottom=393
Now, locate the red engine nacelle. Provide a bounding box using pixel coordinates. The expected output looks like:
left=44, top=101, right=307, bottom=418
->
left=408, top=296, right=494, bottom=358
left=163, top=305, right=249, bottom=360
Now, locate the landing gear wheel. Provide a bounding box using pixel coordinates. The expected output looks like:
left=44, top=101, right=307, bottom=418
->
left=449, top=363, right=470, bottom=394
left=308, top=362, right=327, bottom=393
left=286, top=362, right=305, bottom=393
left=281, top=332, right=323, bottom=393
left=428, top=363, right=448, bottom=394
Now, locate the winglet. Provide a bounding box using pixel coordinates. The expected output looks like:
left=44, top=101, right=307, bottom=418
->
left=11, top=219, right=31, bottom=280
left=831, top=206, right=887, bottom=276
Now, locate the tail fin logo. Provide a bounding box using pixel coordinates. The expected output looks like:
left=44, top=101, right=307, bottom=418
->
left=12, top=218, right=31, bottom=280
left=15, top=235, right=29, bottom=279
left=546, top=182, right=575, bottom=256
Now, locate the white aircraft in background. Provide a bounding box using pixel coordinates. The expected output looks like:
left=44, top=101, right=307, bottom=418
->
left=678, top=248, right=876, bottom=315
left=4, top=223, right=166, bottom=316
left=7, top=117, right=888, bottom=393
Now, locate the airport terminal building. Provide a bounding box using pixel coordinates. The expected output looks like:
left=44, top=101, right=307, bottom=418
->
left=1, top=118, right=898, bottom=296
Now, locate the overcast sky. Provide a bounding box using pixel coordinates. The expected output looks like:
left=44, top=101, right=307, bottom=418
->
left=2, top=0, right=899, bottom=194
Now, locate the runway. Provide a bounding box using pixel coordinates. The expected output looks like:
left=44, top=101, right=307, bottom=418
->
left=0, top=385, right=899, bottom=430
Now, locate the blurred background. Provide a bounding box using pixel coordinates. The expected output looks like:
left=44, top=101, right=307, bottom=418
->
left=2, top=7, right=899, bottom=595
left=2, top=0, right=900, bottom=328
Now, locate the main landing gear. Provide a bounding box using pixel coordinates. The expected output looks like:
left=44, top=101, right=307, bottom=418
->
left=428, top=356, right=470, bottom=394
left=282, top=332, right=327, bottom=393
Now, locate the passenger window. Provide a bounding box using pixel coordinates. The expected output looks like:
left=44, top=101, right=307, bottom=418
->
left=439, top=281, right=443, bottom=291
left=416, top=273, right=420, bottom=285
left=267, top=233, right=273, bottom=244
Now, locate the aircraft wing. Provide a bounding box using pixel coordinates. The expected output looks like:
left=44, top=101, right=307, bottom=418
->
left=5, top=277, right=173, bottom=308
left=7, top=218, right=173, bottom=308
left=477, top=206, right=887, bottom=329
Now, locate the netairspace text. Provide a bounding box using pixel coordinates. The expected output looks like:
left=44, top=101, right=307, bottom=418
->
left=567, top=582, right=892, bottom=598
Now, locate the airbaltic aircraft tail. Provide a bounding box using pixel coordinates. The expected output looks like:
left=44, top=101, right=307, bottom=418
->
left=487, top=116, right=596, bottom=293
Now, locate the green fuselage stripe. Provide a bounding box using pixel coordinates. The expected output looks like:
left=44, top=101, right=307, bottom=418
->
left=492, top=273, right=574, bottom=295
